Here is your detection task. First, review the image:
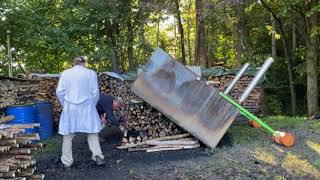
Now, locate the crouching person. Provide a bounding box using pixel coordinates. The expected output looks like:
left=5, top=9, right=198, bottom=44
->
left=96, top=94, right=125, bottom=132
left=56, top=56, right=106, bottom=170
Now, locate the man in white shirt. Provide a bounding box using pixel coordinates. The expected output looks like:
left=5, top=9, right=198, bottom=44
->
left=56, top=56, right=105, bottom=170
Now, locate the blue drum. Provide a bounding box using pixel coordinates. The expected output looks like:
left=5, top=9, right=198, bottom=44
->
left=5, top=103, right=38, bottom=134
left=34, top=101, right=53, bottom=140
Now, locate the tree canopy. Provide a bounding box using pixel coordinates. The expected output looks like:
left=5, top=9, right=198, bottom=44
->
left=0, top=0, right=319, bottom=115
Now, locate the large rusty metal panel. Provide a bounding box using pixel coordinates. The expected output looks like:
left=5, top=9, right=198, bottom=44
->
left=132, top=48, right=239, bottom=148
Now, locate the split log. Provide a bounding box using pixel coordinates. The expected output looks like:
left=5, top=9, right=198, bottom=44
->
left=8, top=155, right=32, bottom=160
left=0, top=171, right=16, bottom=178
left=146, top=147, right=184, bottom=152
left=15, top=138, right=30, bottom=145
left=17, top=167, right=35, bottom=177
left=0, top=115, right=15, bottom=123
left=117, top=133, right=191, bottom=149
left=4, top=177, right=27, bottom=180
left=7, top=124, right=40, bottom=129
left=0, top=130, right=8, bottom=137
left=0, top=146, right=11, bottom=152
left=0, top=139, right=17, bottom=146
left=146, top=138, right=198, bottom=146
left=129, top=143, right=200, bottom=152
left=8, top=148, right=31, bottom=155
left=0, top=165, right=10, bottom=173
left=22, top=143, right=43, bottom=149
left=17, top=133, right=40, bottom=141
left=28, top=174, right=45, bottom=180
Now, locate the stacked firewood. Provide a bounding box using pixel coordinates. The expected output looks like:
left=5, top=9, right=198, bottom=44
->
left=118, top=134, right=200, bottom=152
left=206, top=75, right=262, bottom=114
left=98, top=74, right=136, bottom=102
left=122, top=100, right=185, bottom=144
left=98, top=74, right=185, bottom=144
left=0, top=78, right=38, bottom=106
left=35, top=77, right=61, bottom=123
left=0, top=123, right=44, bottom=180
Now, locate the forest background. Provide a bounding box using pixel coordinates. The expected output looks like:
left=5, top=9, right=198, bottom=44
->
left=0, top=0, right=319, bottom=116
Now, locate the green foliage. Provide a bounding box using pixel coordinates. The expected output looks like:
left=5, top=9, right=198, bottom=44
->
left=0, top=0, right=319, bottom=115
left=266, top=95, right=284, bottom=115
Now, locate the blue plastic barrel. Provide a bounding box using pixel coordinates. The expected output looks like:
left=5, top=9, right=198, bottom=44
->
left=5, top=104, right=38, bottom=134
left=35, top=101, right=53, bottom=140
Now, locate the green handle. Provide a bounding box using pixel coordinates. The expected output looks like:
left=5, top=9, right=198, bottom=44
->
left=219, top=92, right=277, bottom=135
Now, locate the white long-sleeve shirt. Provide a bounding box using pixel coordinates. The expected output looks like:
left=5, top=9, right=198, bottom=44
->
left=56, top=65, right=101, bottom=135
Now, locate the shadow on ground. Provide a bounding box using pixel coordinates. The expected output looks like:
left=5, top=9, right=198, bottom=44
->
left=35, top=127, right=214, bottom=180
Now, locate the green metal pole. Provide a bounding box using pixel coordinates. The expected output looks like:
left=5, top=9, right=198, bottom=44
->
left=219, top=92, right=277, bottom=135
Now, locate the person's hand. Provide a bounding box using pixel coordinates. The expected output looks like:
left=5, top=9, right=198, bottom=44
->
left=118, top=125, right=125, bottom=132
left=100, top=115, right=107, bottom=124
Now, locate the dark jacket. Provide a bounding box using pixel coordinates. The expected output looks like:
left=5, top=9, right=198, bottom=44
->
left=96, top=94, right=119, bottom=126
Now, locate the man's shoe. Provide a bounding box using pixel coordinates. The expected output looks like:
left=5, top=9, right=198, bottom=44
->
left=63, top=165, right=72, bottom=171
left=96, top=156, right=106, bottom=166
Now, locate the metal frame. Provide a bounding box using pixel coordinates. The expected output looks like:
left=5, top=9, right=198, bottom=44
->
left=220, top=57, right=278, bottom=136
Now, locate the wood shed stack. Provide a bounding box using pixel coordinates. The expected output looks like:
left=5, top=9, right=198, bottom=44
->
left=34, top=77, right=61, bottom=124
left=0, top=77, right=38, bottom=106
left=0, top=102, right=44, bottom=180
left=206, top=75, right=264, bottom=122
left=98, top=74, right=185, bottom=144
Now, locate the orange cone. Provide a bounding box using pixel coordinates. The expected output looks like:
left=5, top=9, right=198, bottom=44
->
left=248, top=120, right=262, bottom=128
left=272, top=131, right=295, bottom=147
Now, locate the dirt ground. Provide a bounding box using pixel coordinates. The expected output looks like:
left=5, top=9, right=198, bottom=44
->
left=35, top=117, right=320, bottom=180
left=35, top=127, right=214, bottom=180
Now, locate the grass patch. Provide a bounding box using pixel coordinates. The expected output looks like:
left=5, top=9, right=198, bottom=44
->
left=182, top=116, right=320, bottom=179
left=228, top=125, right=265, bottom=144
left=264, top=116, right=307, bottom=129
left=35, top=136, right=60, bottom=155
left=281, top=152, right=320, bottom=178
left=228, top=116, right=312, bottom=145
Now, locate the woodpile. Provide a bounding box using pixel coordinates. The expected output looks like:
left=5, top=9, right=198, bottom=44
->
left=26, top=73, right=264, bottom=147
left=34, top=77, right=61, bottom=124
left=0, top=78, right=38, bottom=106
left=98, top=74, right=185, bottom=144
left=206, top=75, right=263, bottom=122
left=0, top=103, right=15, bottom=125
left=0, top=123, right=44, bottom=180
left=99, top=74, right=135, bottom=99
left=122, top=100, right=185, bottom=143
left=117, top=134, right=200, bottom=152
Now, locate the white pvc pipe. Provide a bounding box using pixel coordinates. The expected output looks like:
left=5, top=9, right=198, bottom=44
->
left=224, top=63, right=250, bottom=95
left=239, top=57, right=274, bottom=104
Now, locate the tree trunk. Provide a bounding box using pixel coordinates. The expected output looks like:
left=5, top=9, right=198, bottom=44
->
left=292, top=22, right=296, bottom=62
left=231, top=0, right=251, bottom=67
left=174, top=0, right=186, bottom=65
left=157, top=18, right=160, bottom=47
left=106, top=19, right=119, bottom=72
left=187, top=0, right=192, bottom=64
left=120, top=47, right=125, bottom=72
left=271, top=16, right=277, bottom=59
left=127, top=18, right=134, bottom=71
left=232, top=0, right=251, bottom=51
left=195, top=0, right=206, bottom=66
left=206, top=28, right=214, bottom=68
left=232, top=23, right=243, bottom=67
left=174, top=18, right=177, bottom=56
left=260, top=0, right=297, bottom=115
left=281, top=33, right=297, bottom=116
left=305, top=0, right=319, bottom=116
